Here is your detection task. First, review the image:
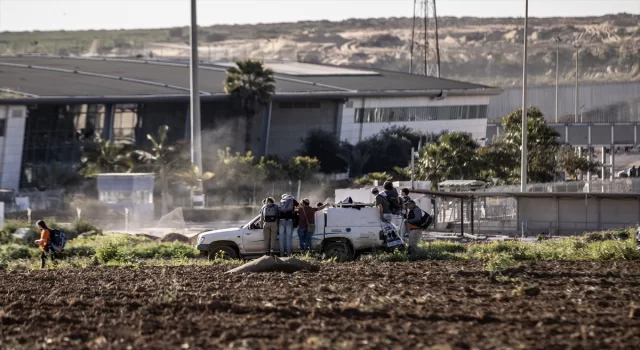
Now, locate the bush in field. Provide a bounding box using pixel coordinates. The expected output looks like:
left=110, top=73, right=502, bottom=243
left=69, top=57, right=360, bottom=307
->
left=70, top=218, right=103, bottom=235
left=0, top=244, right=37, bottom=260
left=95, top=242, right=122, bottom=264
left=63, top=244, right=96, bottom=258
left=2, top=219, right=32, bottom=235
left=128, top=242, right=199, bottom=259
left=583, top=229, right=631, bottom=243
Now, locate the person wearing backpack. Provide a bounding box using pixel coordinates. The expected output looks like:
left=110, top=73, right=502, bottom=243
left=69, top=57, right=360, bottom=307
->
left=34, top=220, right=64, bottom=269
left=405, top=200, right=425, bottom=255
left=260, top=197, right=279, bottom=256
left=383, top=181, right=401, bottom=215
left=278, top=194, right=299, bottom=256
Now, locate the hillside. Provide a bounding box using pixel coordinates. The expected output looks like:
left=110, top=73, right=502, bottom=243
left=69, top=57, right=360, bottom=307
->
left=1, top=14, right=639, bottom=87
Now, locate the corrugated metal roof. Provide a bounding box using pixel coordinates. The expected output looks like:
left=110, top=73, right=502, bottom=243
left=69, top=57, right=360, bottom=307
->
left=0, top=56, right=499, bottom=101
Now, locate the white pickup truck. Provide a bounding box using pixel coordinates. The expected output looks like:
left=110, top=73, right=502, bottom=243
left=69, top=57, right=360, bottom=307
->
left=195, top=205, right=403, bottom=260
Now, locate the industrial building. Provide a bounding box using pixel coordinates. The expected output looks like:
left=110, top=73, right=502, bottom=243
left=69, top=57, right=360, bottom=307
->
left=0, top=55, right=501, bottom=191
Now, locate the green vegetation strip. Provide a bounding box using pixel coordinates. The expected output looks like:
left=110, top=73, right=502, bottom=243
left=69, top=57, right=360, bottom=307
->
left=1, top=227, right=638, bottom=271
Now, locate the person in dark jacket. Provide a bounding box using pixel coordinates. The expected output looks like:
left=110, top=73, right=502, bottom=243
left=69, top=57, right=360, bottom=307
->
left=405, top=200, right=424, bottom=255
left=260, top=197, right=279, bottom=256
left=383, top=181, right=401, bottom=215
left=297, top=199, right=328, bottom=251
left=278, top=194, right=299, bottom=256
left=400, top=188, right=411, bottom=205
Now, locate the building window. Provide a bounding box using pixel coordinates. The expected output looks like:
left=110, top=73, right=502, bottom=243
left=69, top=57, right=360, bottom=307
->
left=113, top=104, right=138, bottom=143
left=278, top=101, right=322, bottom=109
left=354, top=105, right=488, bottom=123
left=0, top=119, right=5, bottom=137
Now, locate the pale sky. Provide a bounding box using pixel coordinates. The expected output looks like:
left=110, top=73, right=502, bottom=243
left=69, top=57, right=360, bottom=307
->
left=1, top=0, right=639, bottom=32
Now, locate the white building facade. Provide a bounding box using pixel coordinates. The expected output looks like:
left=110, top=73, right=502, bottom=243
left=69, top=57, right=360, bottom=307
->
left=0, top=105, right=27, bottom=191
left=340, top=95, right=492, bottom=145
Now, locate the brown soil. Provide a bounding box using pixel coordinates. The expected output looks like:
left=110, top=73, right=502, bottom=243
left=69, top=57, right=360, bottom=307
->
left=160, top=233, right=189, bottom=243
left=1, top=261, right=639, bottom=349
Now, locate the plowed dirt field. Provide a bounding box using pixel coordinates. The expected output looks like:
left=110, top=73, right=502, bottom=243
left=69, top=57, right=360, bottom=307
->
left=1, top=261, right=639, bottom=349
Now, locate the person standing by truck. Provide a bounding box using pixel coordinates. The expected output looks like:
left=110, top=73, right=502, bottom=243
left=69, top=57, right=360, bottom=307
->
left=405, top=200, right=424, bottom=255
left=371, top=188, right=392, bottom=222
left=260, top=197, right=279, bottom=256
left=298, top=199, right=328, bottom=251
left=278, top=194, right=299, bottom=257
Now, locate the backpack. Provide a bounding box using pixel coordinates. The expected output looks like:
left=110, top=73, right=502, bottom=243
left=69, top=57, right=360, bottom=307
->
left=419, top=211, right=433, bottom=230
left=279, top=196, right=295, bottom=213
left=50, top=229, right=66, bottom=252
left=385, top=190, right=400, bottom=215
left=263, top=204, right=278, bottom=222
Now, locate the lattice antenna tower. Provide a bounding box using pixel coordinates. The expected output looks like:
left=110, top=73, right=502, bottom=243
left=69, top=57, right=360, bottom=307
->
left=410, top=0, right=441, bottom=77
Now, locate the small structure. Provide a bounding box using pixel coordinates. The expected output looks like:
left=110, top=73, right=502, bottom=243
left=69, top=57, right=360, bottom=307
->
left=438, top=180, right=486, bottom=192
left=96, top=173, right=155, bottom=222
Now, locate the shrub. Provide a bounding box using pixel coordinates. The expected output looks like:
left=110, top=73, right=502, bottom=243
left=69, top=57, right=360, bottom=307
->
left=95, top=242, right=122, bottom=264
left=0, top=244, right=38, bottom=260
left=3, top=219, right=32, bottom=234
left=70, top=218, right=103, bottom=235
left=64, top=245, right=96, bottom=258
left=127, top=242, right=199, bottom=259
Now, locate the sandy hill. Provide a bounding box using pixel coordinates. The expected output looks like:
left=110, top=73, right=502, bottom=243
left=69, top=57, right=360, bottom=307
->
left=1, top=13, right=639, bottom=87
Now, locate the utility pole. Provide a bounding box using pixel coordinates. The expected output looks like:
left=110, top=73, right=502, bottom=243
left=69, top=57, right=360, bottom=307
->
left=433, top=0, right=441, bottom=78
left=521, top=0, right=529, bottom=193
left=554, top=36, right=561, bottom=123
left=190, top=0, right=202, bottom=173
left=410, top=0, right=417, bottom=74
left=573, top=42, right=581, bottom=123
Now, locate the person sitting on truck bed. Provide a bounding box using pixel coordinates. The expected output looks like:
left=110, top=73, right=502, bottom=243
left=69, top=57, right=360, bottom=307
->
left=401, top=188, right=411, bottom=205
left=298, top=199, right=329, bottom=251
left=405, top=200, right=424, bottom=255
left=260, top=197, right=279, bottom=256
left=371, top=188, right=392, bottom=222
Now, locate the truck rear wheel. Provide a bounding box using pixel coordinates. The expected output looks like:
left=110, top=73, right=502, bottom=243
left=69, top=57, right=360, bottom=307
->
left=323, top=241, right=353, bottom=261
left=208, top=244, right=239, bottom=260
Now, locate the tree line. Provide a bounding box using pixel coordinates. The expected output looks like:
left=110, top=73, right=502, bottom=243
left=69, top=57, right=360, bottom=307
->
left=298, top=106, right=601, bottom=187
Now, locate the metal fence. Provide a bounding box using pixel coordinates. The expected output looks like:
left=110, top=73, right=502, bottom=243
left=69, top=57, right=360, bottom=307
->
left=433, top=192, right=637, bottom=236
left=478, top=178, right=640, bottom=194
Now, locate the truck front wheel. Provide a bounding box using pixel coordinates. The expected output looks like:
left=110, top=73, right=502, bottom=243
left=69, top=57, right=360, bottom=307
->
left=208, top=244, right=239, bottom=260
left=323, top=241, right=353, bottom=261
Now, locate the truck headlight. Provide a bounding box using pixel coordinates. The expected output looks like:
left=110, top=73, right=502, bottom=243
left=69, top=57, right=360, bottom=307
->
left=198, top=236, right=205, bottom=244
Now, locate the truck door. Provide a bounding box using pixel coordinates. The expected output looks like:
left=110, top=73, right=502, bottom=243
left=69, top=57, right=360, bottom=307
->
left=242, top=216, right=267, bottom=255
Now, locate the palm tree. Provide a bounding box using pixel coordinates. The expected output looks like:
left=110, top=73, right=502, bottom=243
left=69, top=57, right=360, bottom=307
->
left=223, top=60, right=276, bottom=152
left=133, top=125, right=213, bottom=215
left=80, top=138, right=133, bottom=177
left=338, top=145, right=371, bottom=178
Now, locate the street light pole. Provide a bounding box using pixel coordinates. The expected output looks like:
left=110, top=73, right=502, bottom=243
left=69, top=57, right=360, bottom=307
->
left=190, top=0, right=203, bottom=173
left=521, top=0, right=529, bottom=193
left=554, top=36, right=561, bottom=123
left=573, top=42, right=581, bottom=124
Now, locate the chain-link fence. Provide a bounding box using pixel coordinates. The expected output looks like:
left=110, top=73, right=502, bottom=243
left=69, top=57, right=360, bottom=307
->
left=433, top=190, right=638, bottom=236
left=478, top=178, right=640, bottom=194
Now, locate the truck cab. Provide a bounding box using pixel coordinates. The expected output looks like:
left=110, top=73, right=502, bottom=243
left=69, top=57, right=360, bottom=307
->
left=196, top=205, right=401, bottom=260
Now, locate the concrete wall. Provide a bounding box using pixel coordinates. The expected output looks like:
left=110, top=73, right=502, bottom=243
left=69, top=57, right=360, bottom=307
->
left=488, top=81, right=640, bottom=122
left=267, top=100, right=339, bottom=157
left=0, top=105, right=26, bottom=191
left=517, top=196, right=639, bottom=234
left=340, top=96, right=491, bottom=145
left=488, top=122, right=640, bottom=147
